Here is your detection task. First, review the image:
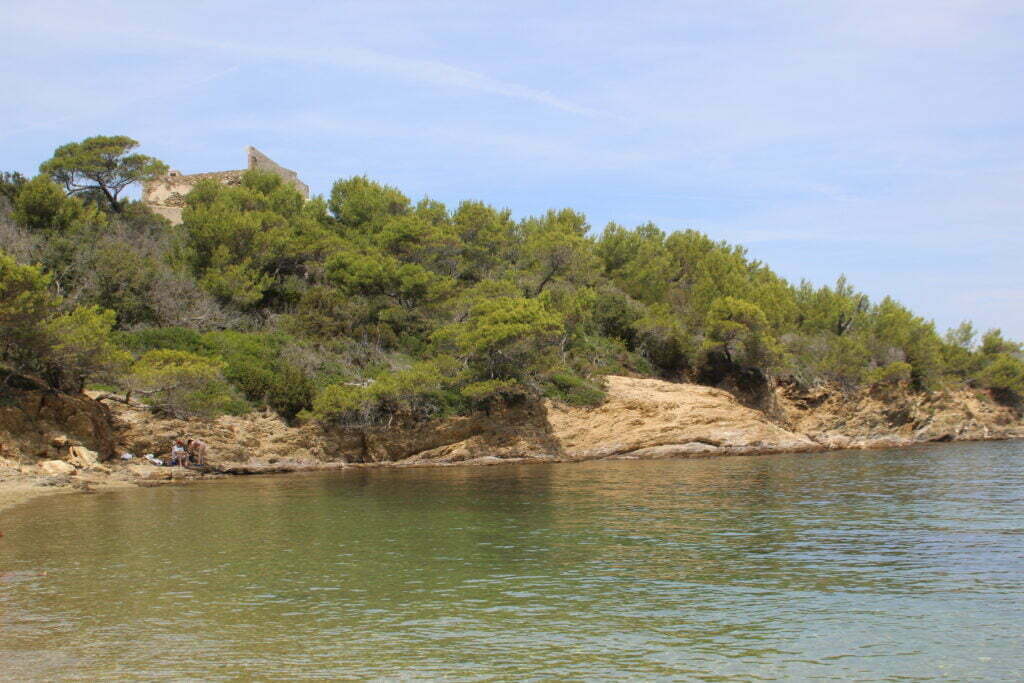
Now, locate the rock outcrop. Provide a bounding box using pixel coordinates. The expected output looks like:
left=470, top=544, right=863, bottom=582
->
left=106, top=397, right=560, bottom=470
left=547, top=376, right=819, bottom=459
left=0, top=384, right=117, bottom=463
left=776, top=383, right=1024, bottom=448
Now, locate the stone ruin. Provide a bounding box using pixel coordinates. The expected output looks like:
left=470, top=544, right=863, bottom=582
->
left=143, top=146, right=310, bottom=224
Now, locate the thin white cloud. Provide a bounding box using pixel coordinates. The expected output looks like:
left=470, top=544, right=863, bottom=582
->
left=210, top=40, right=609, bottom=119
left=0, top=65, right=241, bottom=140
left=2, top=5, right=606, bottom=119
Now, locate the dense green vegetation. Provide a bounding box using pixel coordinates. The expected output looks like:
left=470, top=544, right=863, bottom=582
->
left=2, top=135, right=1022, bottom=422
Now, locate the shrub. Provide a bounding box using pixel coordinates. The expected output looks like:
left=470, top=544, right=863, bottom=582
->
left=44, top=305, right=131, bottom=392
left=460, top=378, right=524, bottom=404
left=867, top=361, right=913, bottom=388
left=114, top=327, right=206, bottom=355
left=631, top=303, right=691, bottom=377
left=544, top=371, right=606, bottom=406
left=0, top=250, right=55, bottom=376
left=130, top=349, right=247, bottom=418
left=313, top=360, right=461, bottom=425
left=200, top=331, right=314, bottom=419
left=431, top=296, right=564, bottom=390
left=701, top=297, right=781, bottom=374
left=974, top=354, right=1024, bottom=403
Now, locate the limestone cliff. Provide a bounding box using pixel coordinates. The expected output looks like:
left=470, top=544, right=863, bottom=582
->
left=775, top=382, right=1024, bottom=448
left=0, top=381, right=116, bottom=463
left=546, top=376, right=819, bottom=459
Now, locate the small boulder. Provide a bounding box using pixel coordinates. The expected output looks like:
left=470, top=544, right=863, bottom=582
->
left=67, top=445, right=105, bottom=470
left=39, top=459, right=75, bottom=476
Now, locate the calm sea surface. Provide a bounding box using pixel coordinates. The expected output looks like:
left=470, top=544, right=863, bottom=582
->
left=2, top=442, right=1023, bottom=680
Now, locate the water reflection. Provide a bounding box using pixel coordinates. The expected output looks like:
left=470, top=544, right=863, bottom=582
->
left=2, top=441, right=1023, bottom=680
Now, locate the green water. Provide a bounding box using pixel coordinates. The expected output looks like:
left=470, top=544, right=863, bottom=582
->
left=2, top=442, right=1023, bottom=680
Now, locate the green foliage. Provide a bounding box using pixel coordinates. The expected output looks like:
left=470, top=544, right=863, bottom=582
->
left=593, top=285, right=643, bottom=346
left=796, top=276, right=870, bottom=337
left=973, top=354, right=1024, bottom=403
left=452, top=201, right=516, bottom=281
left=114, top=327, right=206, bottom=355
left=329, top=175, right=410, bottom=233
left=0, top=250, right=56, bottom=375
left=326, top=247, right=452, bottom=310
left=544, top=371, right=606, bottom=406
left=13, top=176, right=105, bottom=233
left=979, top=329, right=1022, bottom=356
left=44, top=306, right=131, bottom=392
left=200, top=331, right=314, bottom=420
left=130, top=349, right=247, bottom=418
left=432, top=296, right=564, bottom=389
left=867, top=361, right=913, bottom=388
left=313, top=360, right=461, bottom=425
left=460, top=378, right=524, bottom=404
left=72, top=237, right=162, bottom=326
left=783, top=333, right=871, bottom=390
left=178, top=170, right=333, bottom=309
left=115, top=327, right=316, bottom=419
left=945, top=321, right=976, bottom=350
left=631, top=303, right=692, bottom=377
left=520, top=209, right=599, bottom=295
left=282, top=285, right=360, bottom=339
left=941, top=321, right=979, bottom=380
left=869, top=297, right=944, bottom=390
left=1, top=250, right=128, bottom=392
left=39, top=135, right=167, bottom=212
left=701, top=297, right=781, bottom=375
left=0, top=171, right=27, bottom=204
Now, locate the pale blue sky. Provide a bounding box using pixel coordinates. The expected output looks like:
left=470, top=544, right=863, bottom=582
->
left=3, top=1, right=1022, bottom=339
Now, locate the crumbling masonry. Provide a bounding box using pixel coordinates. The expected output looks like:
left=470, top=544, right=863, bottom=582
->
left=143, top=146, right=309, bottom=224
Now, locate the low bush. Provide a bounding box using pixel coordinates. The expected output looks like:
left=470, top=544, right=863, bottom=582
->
left=867, top=361, right=913, bottom=388
left=544, top=371, right=606, bottom=406
left=129, top=349, right=248, bottom=418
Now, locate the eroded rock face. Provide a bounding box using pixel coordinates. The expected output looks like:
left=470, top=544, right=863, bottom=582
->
left=776, top=384, right=1024, bottom=448
left=89, top=378, right=1024, bottom=470
left=0, top=388, right=117, bottom=462
left=323, top=401, right=561, bottom=465
left=546, top=376, right=820, bottom=460
left=106, top=402, right=333, bottom=467
left=106, top=398, right=560, bottom=469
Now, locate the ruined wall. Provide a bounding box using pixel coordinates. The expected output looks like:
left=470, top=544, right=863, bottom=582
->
left=247, top=146, right=310, bottom=197
left=142, top=170, right=244, bottom=224
left=143, top=146, right=308, bottom=224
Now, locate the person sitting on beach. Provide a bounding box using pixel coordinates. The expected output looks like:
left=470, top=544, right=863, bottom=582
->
left=186, top=438, right=208, bottom=466
left=170, top=439, right=188, bottom=467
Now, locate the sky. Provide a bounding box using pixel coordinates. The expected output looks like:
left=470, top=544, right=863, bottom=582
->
left=2, top=0, right=1022, bottom=339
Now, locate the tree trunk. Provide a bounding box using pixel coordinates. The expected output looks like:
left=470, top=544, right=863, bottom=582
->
left=100, top=186, right=121, bottom=213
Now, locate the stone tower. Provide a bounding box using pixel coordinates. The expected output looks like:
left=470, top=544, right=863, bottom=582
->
left=142, top=146, right=309, bottom=224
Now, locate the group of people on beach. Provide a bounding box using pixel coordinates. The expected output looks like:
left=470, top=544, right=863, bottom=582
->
left=169, top=438, right=207, bottom=467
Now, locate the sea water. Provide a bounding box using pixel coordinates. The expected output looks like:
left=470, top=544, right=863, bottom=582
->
left=2, top=441, right=1023, bottom=680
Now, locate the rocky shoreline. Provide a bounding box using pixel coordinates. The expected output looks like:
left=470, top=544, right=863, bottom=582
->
left=3, top=376, right=1022, bottom=513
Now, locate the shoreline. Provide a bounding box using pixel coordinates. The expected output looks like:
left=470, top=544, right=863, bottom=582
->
left=4, top=375, right=1021, bottom=515
left=4, top=433, right=1020, bottom=515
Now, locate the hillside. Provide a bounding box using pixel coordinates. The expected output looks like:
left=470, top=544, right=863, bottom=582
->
left=4, top=135, right=1023, bottom=432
